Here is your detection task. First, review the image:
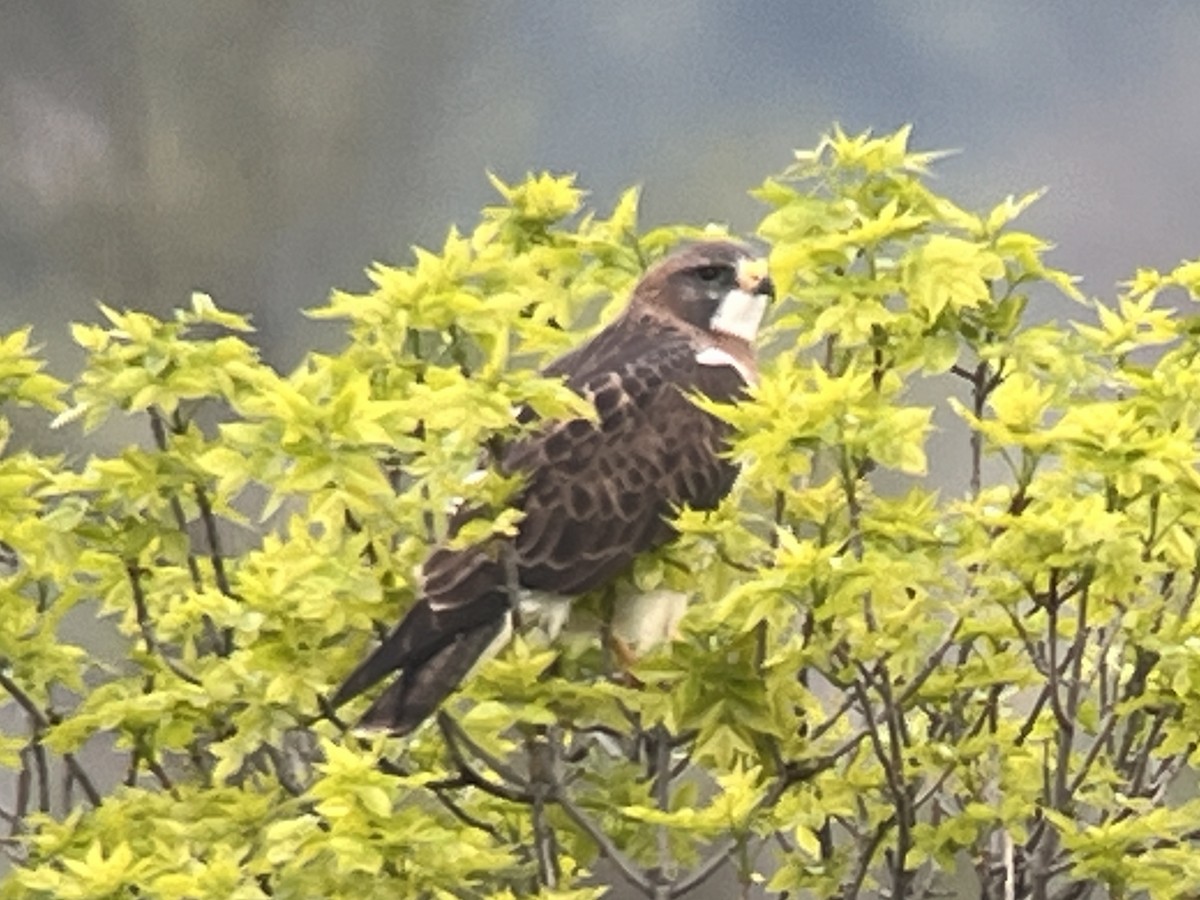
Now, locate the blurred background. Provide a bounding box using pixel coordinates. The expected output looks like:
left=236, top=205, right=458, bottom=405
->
left=3, top=1, right=1199, bottom=378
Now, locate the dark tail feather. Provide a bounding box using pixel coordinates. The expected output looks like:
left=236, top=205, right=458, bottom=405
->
left=330, top=580, right=510, bottom=728
left=329, top=602, right=436, bottom=710
left=358, top=616, right=508, bottom=734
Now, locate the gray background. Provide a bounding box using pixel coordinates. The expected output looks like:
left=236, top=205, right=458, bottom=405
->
left=3, top=2, right=1198, bottom=377
left=2, top=2, right=1198, bottom=895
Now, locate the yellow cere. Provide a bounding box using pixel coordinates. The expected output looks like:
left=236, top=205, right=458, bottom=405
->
left=735, top=257, right=770, bottom=291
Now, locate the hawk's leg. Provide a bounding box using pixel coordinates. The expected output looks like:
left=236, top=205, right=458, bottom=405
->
left=607, top=588, right=689, bottom=685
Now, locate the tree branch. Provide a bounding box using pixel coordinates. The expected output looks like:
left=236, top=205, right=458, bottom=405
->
left=0, top=671, right=102, bottom=807
left=125, top=562, right=202, bottom=685
left=435, top=712, right=531, bottom=802
left=527, top=729, right=562, bottom=890
left=555, top=790, right=654, bottom=896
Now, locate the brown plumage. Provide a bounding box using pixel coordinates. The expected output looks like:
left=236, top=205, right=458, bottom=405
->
left=330, top=240, right=774, bottom=733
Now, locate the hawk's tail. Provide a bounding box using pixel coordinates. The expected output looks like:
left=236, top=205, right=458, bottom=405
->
left=355, top=616, right=507, bottom=734
left=329, top=547, right=511, bottom=734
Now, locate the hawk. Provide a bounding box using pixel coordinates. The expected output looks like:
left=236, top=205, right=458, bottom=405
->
left=330, top=240, right=774, bottom=733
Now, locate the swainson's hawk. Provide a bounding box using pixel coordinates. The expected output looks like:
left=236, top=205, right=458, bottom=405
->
left=331, top=240, right=774, bottom=733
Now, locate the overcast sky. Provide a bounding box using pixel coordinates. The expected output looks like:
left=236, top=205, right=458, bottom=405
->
left=2, top=2, right=1197, bottom=366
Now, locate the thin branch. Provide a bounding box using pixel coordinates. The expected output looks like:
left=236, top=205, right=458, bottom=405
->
left=1113, top=647, right=1162, bottom=773
left=0, top=803, right=19, bottom=830
left=1045, top=576, right=1091, bottom=815
left=838, top=820, right=890, bottom=900
left=970, top=360, right=988, bottom=498
left=142, top=748, right=177, bottom=794
left=1147, top=745, right=1193, bottom=801
left=1014, top=682, right=1051, bottom=747
left=1066, top=711, right=1118, bottom=796
left=651, top=722, right=674, bottom=883
left=850, top=668, right=901, bottom=802
left=10, top=761, right=28, bottom=837
left=148, top=408, right=205, bottom=593
left=261, top=744, right=306, bottom=797
left=714, top=545, right=759, bottom=574
left=164, top=408, right=238, bottom=656
left=193, top=483, right=234, bottom=648
left=149, top=407, right=226, bottom=653
left=125, top=562, right=201, bottom=685
left=1044, top=581, right=1073, bottom=736
left=1080, top=620, right=1123, bottom=705
left=806, top=686, right=862, bottom=743
left=0, top=671, right=102, bottom=807
left=1179, top=567, right=1200, bottom=620
left=431, top=783, right=507, bottom=843
left=0, top=670, right=45, bottom=722
left=912, top=763, right=958, bottom=814
left=25, top=743, right=49, bottom=814
left=527, top=729, right=562, bottom=890
left=437, top=712, right=530, bottom=788
left=853, top=661, right=913, bottom=896
left=897, top=617, right=964, bottom=707
left=434, top=713, right=530, bottom=803
left=555, top=791, right=654, bottom=896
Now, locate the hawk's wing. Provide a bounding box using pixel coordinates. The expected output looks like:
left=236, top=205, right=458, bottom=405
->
left=332, top=316, right=746, bottom=731
left=509, top=319, right=745, bottom=594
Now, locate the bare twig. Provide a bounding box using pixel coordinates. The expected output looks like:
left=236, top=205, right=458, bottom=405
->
left=125, top=562, right=201, bottom=685
left=0, top=672, right=102, bottom=807
left=148, top=409, right=205, bottom=589
left=839, top=820, right=890, bottom=900
left=149, top=407, right=226, bottom=653
left=1066, top=711, right=1118, bottom=797
left=851, top=663, right=913, bottom=896
left=650, top=722, right=674, bottom=885
left=161, top=408, right=238, bottom=656
left=430, top=784, right=507, bottom=843
left=555, top=791, right=654, bottom=896
left=11, top=760, right=29, bottom=836
left=261, top=744, right=306, bottom=797
left=527, top=729, right=561, bottom=889
left=434, top=712, right=531, bottom=804
left=32, top=744, right=49, bottom=814
left=437, top=712, right=529, bottom=787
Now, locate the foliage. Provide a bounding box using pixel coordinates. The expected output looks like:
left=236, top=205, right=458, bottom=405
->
left=3, top=126, right=1200, bottom=898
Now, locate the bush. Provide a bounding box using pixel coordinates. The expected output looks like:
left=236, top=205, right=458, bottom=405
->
left=2, top=126, right=1200, bottom=898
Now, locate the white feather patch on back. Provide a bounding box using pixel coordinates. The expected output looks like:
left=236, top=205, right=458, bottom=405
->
left=518, top=590, right=574, bottom=639
left=444, top=466, right=490, bottom=516
left=695, top=346, right=755, bottom=384
left=466, top=590, right=573, bottom=678
left=709, top=288, right=767, bottom=343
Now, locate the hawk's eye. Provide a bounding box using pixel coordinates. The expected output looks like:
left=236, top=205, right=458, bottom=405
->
left=695, top=264, right=729, bottom=283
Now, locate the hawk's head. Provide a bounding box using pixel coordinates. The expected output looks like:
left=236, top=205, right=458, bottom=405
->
left=630, top=240, right=775, bottom=344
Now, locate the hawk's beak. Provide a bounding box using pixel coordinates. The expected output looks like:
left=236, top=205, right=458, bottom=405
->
left=736, top=257, right=775, bottom=300
left=710, top=256, right=774, bottom=342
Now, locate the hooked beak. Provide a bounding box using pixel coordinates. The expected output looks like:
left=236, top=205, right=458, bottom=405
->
left=735, top=256, right=775, bottom=300
left=709, top=256, right=775, bottom=343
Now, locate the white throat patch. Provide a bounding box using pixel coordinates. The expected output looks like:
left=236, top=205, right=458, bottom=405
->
left=709, top=289, right=767, bottom=343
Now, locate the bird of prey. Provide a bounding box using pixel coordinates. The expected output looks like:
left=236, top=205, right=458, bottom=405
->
left=330, top=240, right=774, bottom=733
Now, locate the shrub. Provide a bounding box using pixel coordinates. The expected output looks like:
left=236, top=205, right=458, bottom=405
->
left=2, top=126, right=1200, bottom=898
